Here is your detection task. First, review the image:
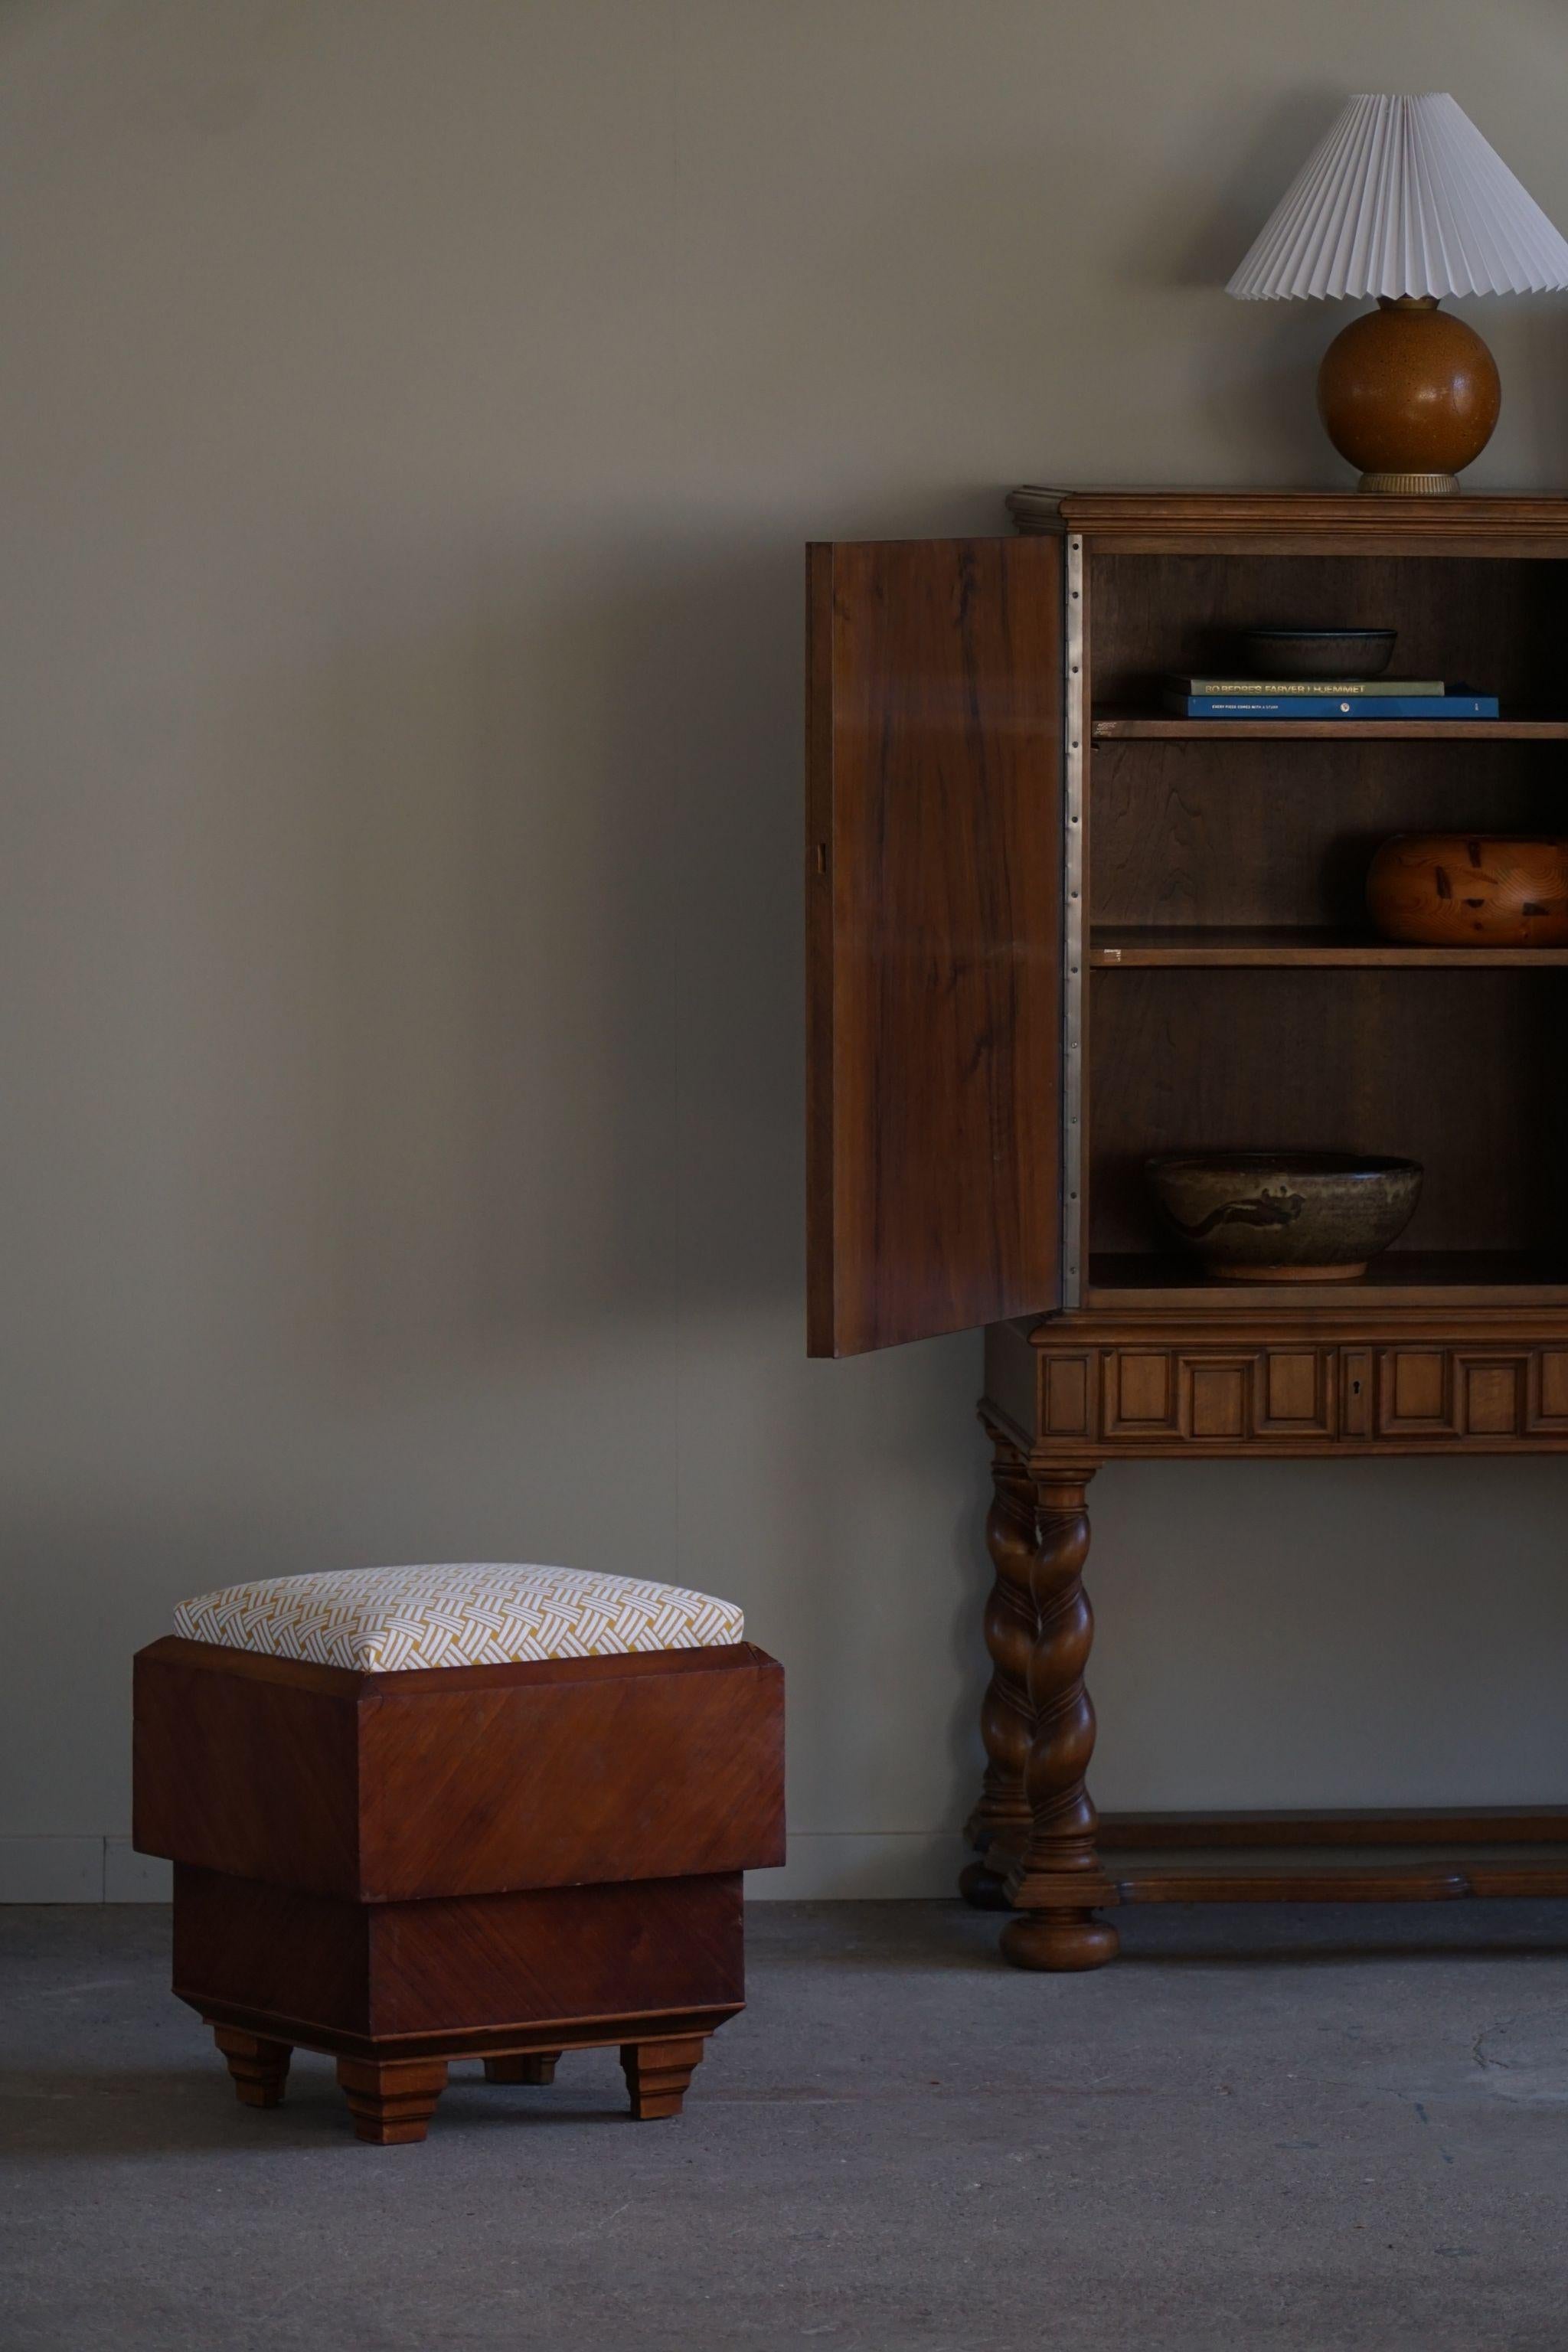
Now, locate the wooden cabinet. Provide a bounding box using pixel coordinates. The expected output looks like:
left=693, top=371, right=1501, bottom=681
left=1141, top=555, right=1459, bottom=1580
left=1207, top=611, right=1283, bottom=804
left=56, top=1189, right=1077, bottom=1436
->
left=807, top=491, right=1568, bottom=1968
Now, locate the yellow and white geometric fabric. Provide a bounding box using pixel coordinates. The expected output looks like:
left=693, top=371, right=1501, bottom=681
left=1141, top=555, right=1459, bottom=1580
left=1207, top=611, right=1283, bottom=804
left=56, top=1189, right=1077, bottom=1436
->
left=173, top=1563, right=745, bottom=1672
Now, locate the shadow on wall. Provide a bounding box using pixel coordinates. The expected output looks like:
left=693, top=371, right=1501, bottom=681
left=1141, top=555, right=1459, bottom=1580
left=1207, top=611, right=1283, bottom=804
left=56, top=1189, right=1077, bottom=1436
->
left=217, top=526, right=808, bottom=1388
left=0, top=1501, right=309, bottom=1831
left=1511, top=302, right=1568, bottom=476
left=1155, top=87, right=1343, bottom=288
left=1135, top=84, right=1345, bottom=482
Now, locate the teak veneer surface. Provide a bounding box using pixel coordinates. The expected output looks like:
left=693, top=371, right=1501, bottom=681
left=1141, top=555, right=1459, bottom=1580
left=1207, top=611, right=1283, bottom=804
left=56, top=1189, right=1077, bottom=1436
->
left=805, top=537, right=1064, bottom=1354
left=136, top=1638, right=786, bottom=1901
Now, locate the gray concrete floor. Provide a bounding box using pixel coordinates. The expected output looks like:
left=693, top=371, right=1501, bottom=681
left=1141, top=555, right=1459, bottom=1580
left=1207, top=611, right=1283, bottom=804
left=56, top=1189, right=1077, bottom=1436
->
left=3, top=1903, right=1567, bottom=2350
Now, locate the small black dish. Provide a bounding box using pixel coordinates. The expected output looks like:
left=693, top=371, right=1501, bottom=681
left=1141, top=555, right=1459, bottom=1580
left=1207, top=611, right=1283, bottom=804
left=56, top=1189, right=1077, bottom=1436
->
left=1236, top=627, right=1396, bottom=681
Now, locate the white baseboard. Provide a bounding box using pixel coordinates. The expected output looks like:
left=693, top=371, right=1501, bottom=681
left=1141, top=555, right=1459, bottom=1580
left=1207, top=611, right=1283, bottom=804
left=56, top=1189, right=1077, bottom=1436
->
left=0, top=1838, right=172, bottom=1902
left=104, top=1839, right=173, bottom=1900
left=2, top=1831, right=960, bottom=1903
left=0, top=1837, right=106, bottom=1900
left=746, top=1831, right=965, bottom=1900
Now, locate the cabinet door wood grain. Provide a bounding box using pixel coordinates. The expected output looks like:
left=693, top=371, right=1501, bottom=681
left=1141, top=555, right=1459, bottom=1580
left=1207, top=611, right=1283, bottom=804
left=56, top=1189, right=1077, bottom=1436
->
left=806, top=539, right=1064, bottom=1354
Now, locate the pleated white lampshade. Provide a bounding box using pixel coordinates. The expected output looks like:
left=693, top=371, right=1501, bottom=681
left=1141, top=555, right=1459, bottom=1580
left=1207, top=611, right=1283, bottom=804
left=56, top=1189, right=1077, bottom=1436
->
left=1227, top=93, right=1568, bottom=302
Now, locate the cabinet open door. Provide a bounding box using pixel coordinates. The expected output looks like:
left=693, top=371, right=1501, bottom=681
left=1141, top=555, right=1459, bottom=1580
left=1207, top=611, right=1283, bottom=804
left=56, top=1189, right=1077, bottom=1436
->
left=806, top=537, right=1067, bottom=1356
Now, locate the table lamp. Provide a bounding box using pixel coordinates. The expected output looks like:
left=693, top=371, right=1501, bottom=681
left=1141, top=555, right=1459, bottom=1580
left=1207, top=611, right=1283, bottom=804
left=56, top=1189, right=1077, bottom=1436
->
left=1227, top=93, right=1568, bottom=494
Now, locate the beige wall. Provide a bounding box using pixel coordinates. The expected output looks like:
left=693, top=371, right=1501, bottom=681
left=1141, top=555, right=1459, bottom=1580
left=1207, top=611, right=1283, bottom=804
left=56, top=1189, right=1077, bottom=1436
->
left=5, top=0, right=1568, bottom=1899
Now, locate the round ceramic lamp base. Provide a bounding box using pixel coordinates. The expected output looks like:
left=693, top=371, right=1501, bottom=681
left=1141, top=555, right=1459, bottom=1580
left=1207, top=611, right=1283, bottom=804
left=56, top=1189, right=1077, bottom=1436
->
left=1317, top=296, right=1500, bottom=495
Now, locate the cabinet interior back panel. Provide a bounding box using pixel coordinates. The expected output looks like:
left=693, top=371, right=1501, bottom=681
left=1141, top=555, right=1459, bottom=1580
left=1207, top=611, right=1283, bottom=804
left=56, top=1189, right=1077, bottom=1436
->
left=1087, top=553, right=1568, bottom=710
left=1086, top=967, right=1565, bottom=1256
left=1089, top=741, right=1554, bottom=931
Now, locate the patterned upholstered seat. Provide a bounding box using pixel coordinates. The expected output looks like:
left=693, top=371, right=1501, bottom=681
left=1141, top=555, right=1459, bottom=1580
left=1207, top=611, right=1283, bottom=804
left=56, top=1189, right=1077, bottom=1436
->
left=173, top=1563, right=744, bottom=1673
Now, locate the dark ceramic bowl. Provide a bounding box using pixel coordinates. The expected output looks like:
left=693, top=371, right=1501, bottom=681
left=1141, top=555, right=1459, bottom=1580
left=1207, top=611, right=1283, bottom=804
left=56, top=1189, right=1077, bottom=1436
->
left=1236, top=627, right=1397, bottom=681
left=1145, top=1152, right=1423, bottom=1281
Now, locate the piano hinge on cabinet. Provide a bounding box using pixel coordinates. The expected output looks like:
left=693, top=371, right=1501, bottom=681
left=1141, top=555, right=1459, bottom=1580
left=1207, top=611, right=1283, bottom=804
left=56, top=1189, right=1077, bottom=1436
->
left=1062, top=532, right=1085, bottom=1305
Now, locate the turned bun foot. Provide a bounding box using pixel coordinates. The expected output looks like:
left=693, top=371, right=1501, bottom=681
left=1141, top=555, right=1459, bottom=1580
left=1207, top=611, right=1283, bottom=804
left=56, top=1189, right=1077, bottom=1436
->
left=958, top=1860, right=1013, bottom=1911
left=1000, top=1909, right=1119, bottom=1973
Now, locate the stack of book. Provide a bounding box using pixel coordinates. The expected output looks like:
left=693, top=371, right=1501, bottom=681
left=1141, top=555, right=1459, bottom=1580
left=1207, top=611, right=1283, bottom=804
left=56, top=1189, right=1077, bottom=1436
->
left=1162, top=676, right=1498, bottom=719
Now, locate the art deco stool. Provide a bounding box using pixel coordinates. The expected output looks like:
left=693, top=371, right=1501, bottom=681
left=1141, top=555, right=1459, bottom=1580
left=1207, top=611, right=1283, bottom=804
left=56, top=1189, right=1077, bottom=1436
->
left=132, top=1563, right=785, bottom=2144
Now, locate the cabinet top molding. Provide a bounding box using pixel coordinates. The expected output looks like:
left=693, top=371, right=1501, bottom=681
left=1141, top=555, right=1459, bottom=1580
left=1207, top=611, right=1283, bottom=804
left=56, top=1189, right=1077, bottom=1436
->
left=1007, top=485, right=1568, bottom=552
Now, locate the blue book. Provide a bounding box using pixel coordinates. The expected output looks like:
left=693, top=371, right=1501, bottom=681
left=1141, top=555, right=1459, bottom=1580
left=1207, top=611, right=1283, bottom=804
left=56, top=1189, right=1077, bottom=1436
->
left=1165, top=691, right=1499, bottom=719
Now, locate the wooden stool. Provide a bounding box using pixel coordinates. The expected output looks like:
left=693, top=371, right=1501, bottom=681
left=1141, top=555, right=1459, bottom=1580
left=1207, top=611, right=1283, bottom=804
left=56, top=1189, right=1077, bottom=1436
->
left=133, top=1563, right=784, bottom=2144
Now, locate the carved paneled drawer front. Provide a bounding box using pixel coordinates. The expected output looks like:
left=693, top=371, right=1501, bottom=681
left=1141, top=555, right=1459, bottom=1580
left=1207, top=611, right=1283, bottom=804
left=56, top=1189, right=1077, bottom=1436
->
left=1375, top=1349, right=1534, bottom=1439
left=1181, top=1357, right=1254, bottom=1442
left=1041, top=1353, right=1095, bottom=1439
left=1529, top=1351, right=1568, bottom=1433
left=1376, top=1348, right=1458, bottom=1437
left=1099, top=1347, right=1336, bottom=1445
left=1029, top=1340, right=1568, bottom=1452
left=1256, top=1348, right=1336, bottom=1437
left=1101, top=1351, right=1176, bottom=1438
left=1457, top=1357, right=1526, bottom=1439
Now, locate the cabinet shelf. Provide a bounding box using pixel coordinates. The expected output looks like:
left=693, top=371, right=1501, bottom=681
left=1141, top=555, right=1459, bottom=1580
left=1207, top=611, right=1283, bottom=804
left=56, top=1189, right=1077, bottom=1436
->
left=1092, top=710, right=1568, bottom=742
left=1087, top=1253, right=1568, bottom=1309
left=1089, top=926, right=1568, bottom=969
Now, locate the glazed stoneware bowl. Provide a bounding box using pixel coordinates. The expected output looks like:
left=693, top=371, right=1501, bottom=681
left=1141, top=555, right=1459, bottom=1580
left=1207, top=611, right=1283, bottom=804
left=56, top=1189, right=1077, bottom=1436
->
left=1367, top=834, right=1568, bottom=948
left=1235, top=626, right=1396, bottom=681
left=1145, top=1152, right=1423, bottom=1281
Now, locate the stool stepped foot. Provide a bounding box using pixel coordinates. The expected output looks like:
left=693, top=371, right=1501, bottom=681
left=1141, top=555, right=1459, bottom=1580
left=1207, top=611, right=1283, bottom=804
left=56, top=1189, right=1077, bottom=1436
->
left=211, top=2025, right=292, bottom=2109
left=336, top=2057, right=449, bottom=2145
left=484, top=2051, right=560, bottom=2085
left=620, top=2035, right=706, bottom=2119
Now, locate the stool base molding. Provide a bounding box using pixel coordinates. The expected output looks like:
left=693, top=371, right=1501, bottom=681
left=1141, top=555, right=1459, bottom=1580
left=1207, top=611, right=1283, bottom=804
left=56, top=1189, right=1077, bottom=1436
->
left=178, top=1863, right=743, bottom=2141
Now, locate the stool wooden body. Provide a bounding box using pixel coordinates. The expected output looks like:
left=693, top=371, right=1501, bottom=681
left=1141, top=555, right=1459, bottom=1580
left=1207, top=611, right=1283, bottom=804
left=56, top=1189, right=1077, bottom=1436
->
left=133, top=1635, right=785, bottom=2143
